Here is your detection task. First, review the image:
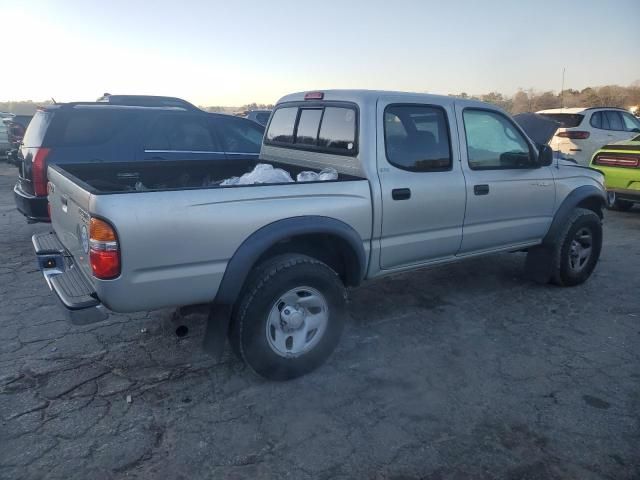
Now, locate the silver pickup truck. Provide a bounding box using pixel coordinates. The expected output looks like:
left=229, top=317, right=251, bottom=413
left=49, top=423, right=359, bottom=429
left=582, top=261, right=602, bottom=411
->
left=35, top=90, right=606, bottom=380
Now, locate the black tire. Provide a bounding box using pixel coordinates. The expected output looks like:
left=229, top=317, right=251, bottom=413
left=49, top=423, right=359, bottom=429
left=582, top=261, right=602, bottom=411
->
left=607, top=191, right=634, bottom=212
left=550, top=208, right=602, bottom=287
left=610, top=199, right=634, bottom=212
left=229, top=254, right=347, bottom=380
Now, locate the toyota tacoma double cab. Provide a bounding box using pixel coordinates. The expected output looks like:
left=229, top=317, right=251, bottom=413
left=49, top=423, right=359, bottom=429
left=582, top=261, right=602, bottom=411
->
left=35, top=90, right=606, bottom=380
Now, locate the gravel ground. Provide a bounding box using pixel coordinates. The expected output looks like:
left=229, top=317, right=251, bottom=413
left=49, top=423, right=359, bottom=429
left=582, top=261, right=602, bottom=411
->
left=0, top=161, right=638, bottom=479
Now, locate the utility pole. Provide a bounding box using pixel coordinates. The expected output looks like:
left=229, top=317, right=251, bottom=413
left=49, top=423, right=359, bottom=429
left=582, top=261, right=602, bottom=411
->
left=560, top=68, right=566, bottom=109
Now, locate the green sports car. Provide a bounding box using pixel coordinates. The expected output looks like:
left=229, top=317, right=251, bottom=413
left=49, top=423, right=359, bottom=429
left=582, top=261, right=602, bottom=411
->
left=590, top=135, right=640, bottom=211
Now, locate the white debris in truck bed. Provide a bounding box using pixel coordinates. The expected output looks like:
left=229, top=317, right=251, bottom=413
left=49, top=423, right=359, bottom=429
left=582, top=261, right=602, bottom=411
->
left=219, top=163, right=339, bottom=186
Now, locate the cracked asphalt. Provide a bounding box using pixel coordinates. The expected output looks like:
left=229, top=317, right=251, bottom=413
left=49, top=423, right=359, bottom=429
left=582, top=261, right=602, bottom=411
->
left=0, top=161, right=638, bottom=479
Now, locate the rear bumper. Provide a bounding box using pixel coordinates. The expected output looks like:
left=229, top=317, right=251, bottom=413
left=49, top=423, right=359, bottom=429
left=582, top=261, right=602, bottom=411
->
left=610, top=188, right=640, bottom=203
left=33, top=232, right=109, bottom=325
left=14, top=184, right=50, bottom=223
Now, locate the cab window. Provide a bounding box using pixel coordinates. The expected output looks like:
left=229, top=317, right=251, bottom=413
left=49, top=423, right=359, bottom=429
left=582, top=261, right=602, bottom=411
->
left=463, top=109, right=532, bottom=170
left=384, top=105, right=451, bottom=172
left=265, top=104, right=357, bottom=156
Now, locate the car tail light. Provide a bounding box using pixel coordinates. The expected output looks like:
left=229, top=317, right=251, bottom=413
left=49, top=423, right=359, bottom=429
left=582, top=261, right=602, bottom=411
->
left=32, top=148, right=52, bottom=196
left=593, top=154, right=639, bottom=168
left=89, top=217, right=120, bottom=279
left=557, top=131, right=590, bottom=140
left=304, top=91, right=324, bottom=100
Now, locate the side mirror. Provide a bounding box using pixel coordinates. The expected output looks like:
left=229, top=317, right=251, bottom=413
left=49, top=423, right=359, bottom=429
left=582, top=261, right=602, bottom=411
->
left=537, top=144, right=553, bottom=166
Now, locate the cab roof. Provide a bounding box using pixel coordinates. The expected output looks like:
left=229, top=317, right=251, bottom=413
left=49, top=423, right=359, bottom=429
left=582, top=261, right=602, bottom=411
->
left=277, top=89, right=494, bottom=110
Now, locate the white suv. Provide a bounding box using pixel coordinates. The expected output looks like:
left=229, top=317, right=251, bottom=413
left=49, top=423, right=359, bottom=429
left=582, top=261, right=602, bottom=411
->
left=537, top=107, right=640, bottom=166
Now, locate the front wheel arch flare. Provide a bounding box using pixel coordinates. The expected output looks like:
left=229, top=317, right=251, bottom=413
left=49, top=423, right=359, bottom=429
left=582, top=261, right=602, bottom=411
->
left=543, top=186, right=605, bottom=247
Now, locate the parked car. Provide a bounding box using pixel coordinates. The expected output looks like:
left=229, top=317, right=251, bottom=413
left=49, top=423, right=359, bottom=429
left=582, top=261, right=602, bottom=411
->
left=14, top=95, right=264, bottom=222
left=6, top=115, right=33, bottom=145
left=243, top=109, right=271, bottom=126
left=35, top=89, right=606, bottom=380
left=4, top=115, right=33, bottom=165
left=590, top=135, right=640, bottom=211
left=538, top=107, right=640, bottom=166
left=0, top=122, right=10, bottom=159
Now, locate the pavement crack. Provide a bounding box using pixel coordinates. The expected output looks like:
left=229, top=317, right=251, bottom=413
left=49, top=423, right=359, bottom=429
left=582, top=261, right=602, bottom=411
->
left=7, top=400, right=50, bottom=420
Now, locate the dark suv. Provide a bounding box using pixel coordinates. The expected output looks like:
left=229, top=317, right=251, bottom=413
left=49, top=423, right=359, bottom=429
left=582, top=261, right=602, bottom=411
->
left=14, top=96, right=264, bottom=222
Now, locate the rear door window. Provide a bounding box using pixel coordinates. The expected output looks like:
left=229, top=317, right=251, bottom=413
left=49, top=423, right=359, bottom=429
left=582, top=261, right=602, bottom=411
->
left=605, top=111, right=624, bottom=131
left=384, top=105, right=452, bottom=171
left=214, top=116, right=264, bottom=153
left=22, top=110, right=52, bottom=147
left=61, top=109, right=128, bottom=146
left=145, top=114, right=220, bottom=151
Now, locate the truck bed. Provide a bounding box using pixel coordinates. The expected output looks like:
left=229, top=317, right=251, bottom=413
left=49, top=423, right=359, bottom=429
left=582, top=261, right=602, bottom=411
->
left=58, top=159, right=362, bottom=194
left=46, top=160, right=372, bottom=312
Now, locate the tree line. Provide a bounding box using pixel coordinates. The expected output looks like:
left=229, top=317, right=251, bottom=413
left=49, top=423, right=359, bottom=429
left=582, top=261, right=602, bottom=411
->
left=454, top=83, right=640, bottom=114
left=2, top=84, right=639, bottom=116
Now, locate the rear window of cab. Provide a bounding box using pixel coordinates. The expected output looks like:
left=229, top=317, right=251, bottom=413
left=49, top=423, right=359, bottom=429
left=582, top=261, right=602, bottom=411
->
left=265, top=104, right=357, bottom=156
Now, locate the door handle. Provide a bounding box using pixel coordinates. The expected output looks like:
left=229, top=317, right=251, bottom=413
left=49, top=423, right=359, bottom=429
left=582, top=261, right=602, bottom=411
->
left=474, top=184, right=490, bottom=195
left=60, top=195, right=68, bottom=213
left=392, top=188, right=411, bottom=200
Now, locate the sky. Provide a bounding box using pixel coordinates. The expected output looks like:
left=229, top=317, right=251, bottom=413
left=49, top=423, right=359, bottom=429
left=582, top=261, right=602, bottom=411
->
left=1, top=0, right=639, bottom=106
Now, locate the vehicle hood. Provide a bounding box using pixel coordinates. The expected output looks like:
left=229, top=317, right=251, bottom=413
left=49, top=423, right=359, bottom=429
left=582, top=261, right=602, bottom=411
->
left=513, top=112, right=560, bottom=145
left=556, top=160, right=606, bottom=188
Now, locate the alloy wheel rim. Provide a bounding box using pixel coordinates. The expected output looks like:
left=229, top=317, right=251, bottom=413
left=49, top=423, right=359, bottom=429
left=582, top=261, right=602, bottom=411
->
left=265, top=286, right=329, bottom=357
left=568, top=227, right=593, bottom=273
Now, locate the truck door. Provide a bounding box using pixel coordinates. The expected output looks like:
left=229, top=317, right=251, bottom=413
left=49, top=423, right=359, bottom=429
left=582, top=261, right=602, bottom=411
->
left=454, top=105, right=555, bottom=254
left=377, top=98, right=467, bottom=270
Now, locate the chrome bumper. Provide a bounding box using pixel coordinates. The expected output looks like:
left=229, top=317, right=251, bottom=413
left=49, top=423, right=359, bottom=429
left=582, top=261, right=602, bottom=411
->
left=32, top=232, right=109, bottom=325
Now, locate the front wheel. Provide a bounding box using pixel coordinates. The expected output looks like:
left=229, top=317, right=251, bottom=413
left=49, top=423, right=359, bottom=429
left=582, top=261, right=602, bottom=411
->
left=551, top=208, right=602, bottom=286
left=229, top=254, right=347, bottom=380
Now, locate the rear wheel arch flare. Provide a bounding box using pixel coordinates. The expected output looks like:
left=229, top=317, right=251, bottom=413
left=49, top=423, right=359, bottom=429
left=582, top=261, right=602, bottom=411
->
left=215, top=216, right=366, bottom=306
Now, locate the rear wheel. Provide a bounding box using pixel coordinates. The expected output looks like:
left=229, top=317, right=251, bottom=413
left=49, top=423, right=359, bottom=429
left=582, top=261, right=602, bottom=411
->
left=229, top=254, right=347, bottom=380
left=551, top=208, right=602, bottom=286
left=607, top=191, right=634, bottom=212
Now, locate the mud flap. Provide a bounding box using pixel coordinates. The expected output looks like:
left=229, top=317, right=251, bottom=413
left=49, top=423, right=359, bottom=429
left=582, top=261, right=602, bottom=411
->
left=202, top=304, right=232, bottom=360
left=525, top=246, right=553, bottom=284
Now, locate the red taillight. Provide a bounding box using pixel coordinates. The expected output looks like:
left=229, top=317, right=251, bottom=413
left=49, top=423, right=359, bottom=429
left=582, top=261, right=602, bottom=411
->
left=90, top=250, right=120, bottom=279
left=89, top=218, right=120, bottom=279
left=304, top=91, right=324, bottom=100
left=593, top=155, right=639, bottom=168
left=32, top=147, right=51, bottom=196
left=557, top=131, right=590, bottom=140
